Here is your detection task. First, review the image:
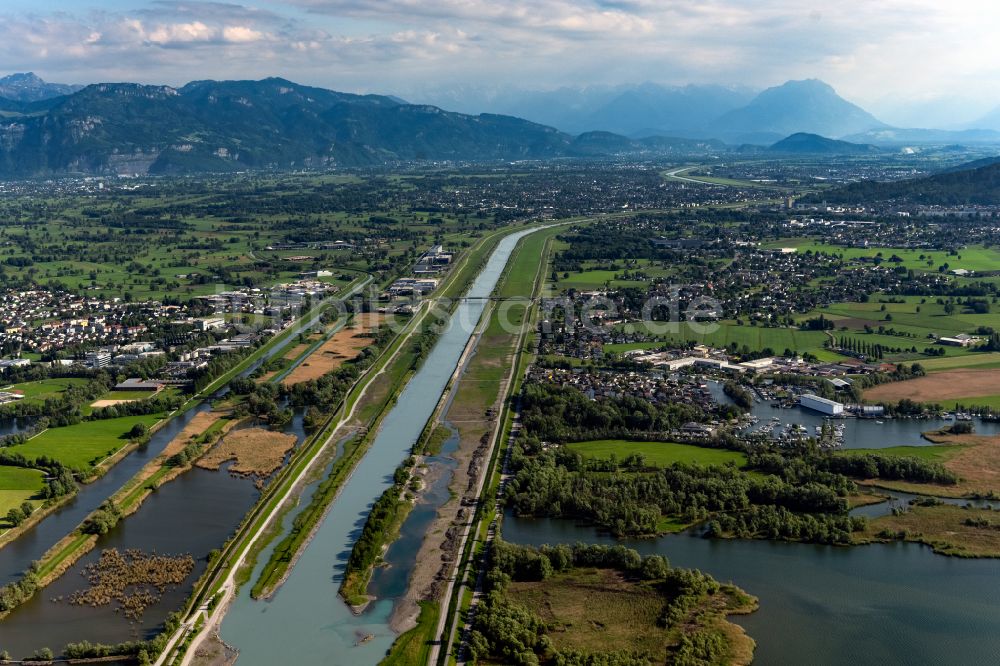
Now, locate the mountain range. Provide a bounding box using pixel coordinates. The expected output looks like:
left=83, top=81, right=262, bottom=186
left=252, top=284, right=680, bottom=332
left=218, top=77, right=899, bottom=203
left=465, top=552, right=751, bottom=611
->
left=414, top=79, right=889, bottom=142
left=0, top=73, right=999, bottom=177
left=412, top=82, right=757, bottom=137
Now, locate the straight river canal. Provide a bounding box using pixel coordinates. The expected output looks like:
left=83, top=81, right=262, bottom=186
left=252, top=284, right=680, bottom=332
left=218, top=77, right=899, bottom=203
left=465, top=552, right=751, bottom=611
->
left=217, top=227, right=543, bottom=664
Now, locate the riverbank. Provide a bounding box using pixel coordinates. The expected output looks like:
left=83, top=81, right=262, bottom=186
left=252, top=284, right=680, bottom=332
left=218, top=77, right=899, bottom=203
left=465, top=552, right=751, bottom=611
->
left=852, top=430, right=1000, bottom=498
left=252, top=223, right=547, bottom=609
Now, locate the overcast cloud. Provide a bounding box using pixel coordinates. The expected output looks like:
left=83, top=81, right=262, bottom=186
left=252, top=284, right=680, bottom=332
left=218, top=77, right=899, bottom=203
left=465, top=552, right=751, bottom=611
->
left=1, top=0, right=999, bottom=125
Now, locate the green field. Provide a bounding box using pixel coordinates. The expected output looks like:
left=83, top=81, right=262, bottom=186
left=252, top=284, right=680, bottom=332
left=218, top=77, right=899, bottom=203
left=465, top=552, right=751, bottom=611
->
left=794, top=296, right=1000, bottom=362
left=1, top=378, right=90, bottom=405
left=0, top=467, right=46, bottom=521
left=7, top=413, right=164, bottom=471
left=549, top=256, right=678, bottom=291
left=616, top=320, right=829, bottom=356
left=566, top=440, right=747, bottom=468
left=920, top=352, right=1000, bottom=372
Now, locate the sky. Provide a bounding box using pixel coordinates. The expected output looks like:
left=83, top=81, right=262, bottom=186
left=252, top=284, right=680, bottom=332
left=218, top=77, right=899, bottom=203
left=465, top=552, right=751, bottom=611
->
left=2, top=0, right=1000, bottom=126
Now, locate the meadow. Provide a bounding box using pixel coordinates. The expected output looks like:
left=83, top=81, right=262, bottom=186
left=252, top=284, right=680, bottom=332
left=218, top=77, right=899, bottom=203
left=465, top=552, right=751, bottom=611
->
left=510, top=568, right=669, bottom=657
left=0, top=466, right=46, bottom=521
left=1, top=378, right=90, bottom=405
left=614, top=321, right=830, bottom=356
left=566, top=440, right=747, bottom=468
left=7, top=413, right=164, bottom=471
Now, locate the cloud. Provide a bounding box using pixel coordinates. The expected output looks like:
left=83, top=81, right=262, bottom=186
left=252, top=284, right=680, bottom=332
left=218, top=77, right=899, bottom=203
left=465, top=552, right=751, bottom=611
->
left=0, top=0, right=998, bottom=120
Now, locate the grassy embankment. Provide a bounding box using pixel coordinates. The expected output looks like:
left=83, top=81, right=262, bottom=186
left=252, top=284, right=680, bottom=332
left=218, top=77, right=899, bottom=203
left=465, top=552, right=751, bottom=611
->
left=379, top=601, right=440, bottom=666
left=251, top=309, right=432, bottom=600
left=0, top=294, right=352, bottom=551
left=0, top=280, right=373, bottom=612
left=7, top=414, right=164, bottom=472
left=31, top=414, right=237, bottom=585
left=157, top=297, right=437, bottom=664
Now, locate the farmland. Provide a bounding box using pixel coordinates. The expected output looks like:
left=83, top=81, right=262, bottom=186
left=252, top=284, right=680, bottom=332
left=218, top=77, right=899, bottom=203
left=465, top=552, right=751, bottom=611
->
left=615, top=321, right=830, bottom=356
left=865, top=369, right=1000, bottom=406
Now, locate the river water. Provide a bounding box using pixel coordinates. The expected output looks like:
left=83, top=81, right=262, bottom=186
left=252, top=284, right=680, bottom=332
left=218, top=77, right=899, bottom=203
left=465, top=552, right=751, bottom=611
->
left=217, top=228, right=540, bottom=665
left=0, top=292, right=352, bottom=657
left=504, top=513, right=1000, bottom=665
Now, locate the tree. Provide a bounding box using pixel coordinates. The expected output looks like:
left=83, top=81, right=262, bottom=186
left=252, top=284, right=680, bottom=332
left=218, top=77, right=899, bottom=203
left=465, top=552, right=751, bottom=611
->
left=5, top=507, right=24, bottom=527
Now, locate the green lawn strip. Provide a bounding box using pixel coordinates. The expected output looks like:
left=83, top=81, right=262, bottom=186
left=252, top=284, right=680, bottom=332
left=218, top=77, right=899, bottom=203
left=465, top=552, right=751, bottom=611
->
left=337, top=234, right=544, bottom=604
left=35, top=532, right=94, bottom=580
left=566, top=440, right=748, bottom=468
left=618, top=320, right=830, bottom=356
left=246, top=312, right=427, bottom=600
left=921, top=353, right=1000, bottom=372
left=168, top=223, right=573, bottom=660
left=20, top=413, right=232, bottom=596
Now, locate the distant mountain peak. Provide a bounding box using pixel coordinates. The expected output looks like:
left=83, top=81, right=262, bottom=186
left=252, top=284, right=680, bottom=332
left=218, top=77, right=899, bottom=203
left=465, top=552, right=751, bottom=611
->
left=710, top=79, right=885, bottom=142
left=1, top=72, right=44, bottom=85
left=0, top=72, right=83, bottom=102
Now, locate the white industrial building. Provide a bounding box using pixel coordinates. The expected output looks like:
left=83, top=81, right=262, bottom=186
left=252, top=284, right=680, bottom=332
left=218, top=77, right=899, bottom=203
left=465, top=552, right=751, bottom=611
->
left=799, top=393, right=844, bottom=415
